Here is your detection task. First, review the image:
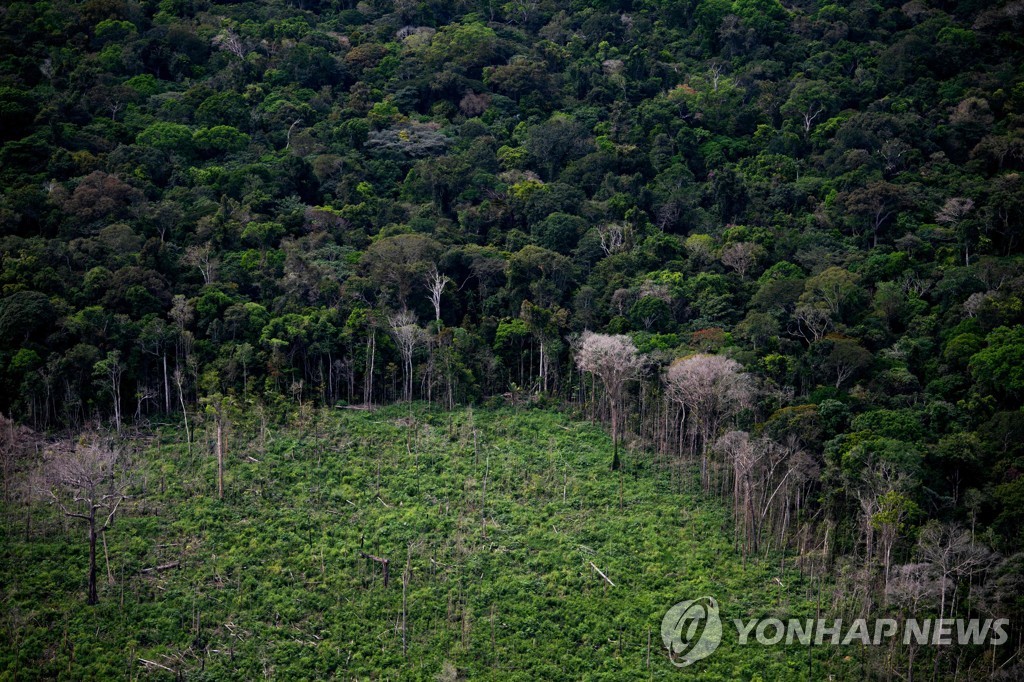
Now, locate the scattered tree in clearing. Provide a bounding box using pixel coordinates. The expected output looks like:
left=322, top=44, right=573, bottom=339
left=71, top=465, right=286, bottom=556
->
left=573, top=331, right=646, bottom=470
left=36, top=436, right=129, bottom=605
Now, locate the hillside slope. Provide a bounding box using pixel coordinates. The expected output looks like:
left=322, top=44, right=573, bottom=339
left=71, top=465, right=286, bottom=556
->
left=2, top=406, right=823, bottom=680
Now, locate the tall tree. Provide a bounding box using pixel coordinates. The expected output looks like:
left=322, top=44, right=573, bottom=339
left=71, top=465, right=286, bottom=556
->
left=574, top=332, right=646, bottom=470
left=388, top=310, right=423, bottom=403
left=37, top=437, right=128, bottom=605
left=665, top=354, right=753, bottom=491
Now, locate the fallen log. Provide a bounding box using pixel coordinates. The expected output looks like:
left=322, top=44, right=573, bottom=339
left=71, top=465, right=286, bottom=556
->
left=138, top=658, right=176, bottom=673
left=589, top=561, right=615, bottom=587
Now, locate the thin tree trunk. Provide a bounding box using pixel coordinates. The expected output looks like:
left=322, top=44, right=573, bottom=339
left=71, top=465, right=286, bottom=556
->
left=102, top=531, right=114, bottom=586
left=163, top=355, right=170, bottom=413
left=216, top=412, right=224, bottom=500
left=481, top=449, right=490, bottom=538
left=88, top=517, right=98, bottom=605
left=402, top=545, right=411, bottom=657
left=176, top=372, right=191, bottom=456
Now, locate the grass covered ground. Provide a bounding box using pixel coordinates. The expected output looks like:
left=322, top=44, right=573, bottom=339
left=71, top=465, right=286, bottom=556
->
left=2, top=405, right=835, bottom=680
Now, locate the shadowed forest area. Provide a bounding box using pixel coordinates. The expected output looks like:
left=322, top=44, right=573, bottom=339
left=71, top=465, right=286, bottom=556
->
left=1, top=0, right=1024, bottom=678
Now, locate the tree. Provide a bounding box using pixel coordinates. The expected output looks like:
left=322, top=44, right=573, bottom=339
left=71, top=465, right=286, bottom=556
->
left=935, top=197, right=977, bottom=265
left=37, top=436, right=129, bottom=605
left=93, top=351, right=124, bottom=434
left=201, top=393, right=230, bottom=500
left=843, top=181, right=911, bottom=248
left=136, top=121, right=193, bottom=155
left=519, top=301, right=568, bottom=394
left=800, top=266, right=860, bottom=317
left=720, top=241, right=764, bottom=280
left=872, top=489, right=919, bottom=588
left=424, top=266, right=450, bottom=324
left=420, top=21, right=502, bottom=77
left=716, top=431, right=811, bottom=555
left=819, top=335, right=873, bottom=389
left=574, top=332, right=647, bottom=470
left=183, top=244, right=217, bottom=285
left=969, top=325, right=1024, bottom=402
left=53, top=171, right=144, bottom=229
left=389, top=310, right=423, bottom=403
left=664, top=354, right=753, bottom=491
left=363, top=235, right=441, bottom=310
left=684, top=233, right=716, bottom=266
left=0, top=290, right=54, bottom=349
left=523, top=114, right=590, bottom=180
left=507, top=245, right=574, bottom=308
left=597, top=222, right=628, bottom=256
left=780, top=79, right=836, bottom=134
left=138, top=318, right=174, bottom=413
left=917, top=522, right=994, bottom=619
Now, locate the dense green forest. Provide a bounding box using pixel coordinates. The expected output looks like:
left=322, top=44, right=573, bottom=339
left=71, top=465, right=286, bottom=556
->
left=2, top=0, right=1024, bottom=678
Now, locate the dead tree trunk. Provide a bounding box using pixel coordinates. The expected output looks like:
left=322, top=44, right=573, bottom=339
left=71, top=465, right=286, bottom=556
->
left=359, top=551, right=390, bottom=587
left=87, top=512, right=99, bottom=605
left=216, top=413, right=225, bottom=501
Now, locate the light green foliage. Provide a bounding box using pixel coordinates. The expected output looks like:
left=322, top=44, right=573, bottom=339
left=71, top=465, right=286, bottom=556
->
left=1, top=407, right=823, bottom=679
left=137, top=122, right=193, bottom=153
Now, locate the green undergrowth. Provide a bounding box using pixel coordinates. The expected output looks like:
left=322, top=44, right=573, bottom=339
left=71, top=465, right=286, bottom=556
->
left=2, top=406, right=838, bottom=680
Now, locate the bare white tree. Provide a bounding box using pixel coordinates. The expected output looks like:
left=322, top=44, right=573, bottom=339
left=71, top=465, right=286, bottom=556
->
left=708, top=61, right=724, bottom=92
left=574, top=331, right=647, bottom=470
left=665, top=354, right=753, bottom=491
left=424, top=266, right=450, bottom=323
left=212, top=28, right=247, bottom=59
left=917, top=521, right=995, bottom=619
left=597, top=223, right=627, bottom=256
left=37, top=437, right=129, bottom=605
left=720, top=242, right=763, bottom=280
left=716, top=431, right=810, bottom=555
left=183, top=244, right=216, bottom=285
left=936, top=197, right=976, bottom=265
left=389, top=310, right=423, bottom=402
left=790, top=304, right=834, bottom=343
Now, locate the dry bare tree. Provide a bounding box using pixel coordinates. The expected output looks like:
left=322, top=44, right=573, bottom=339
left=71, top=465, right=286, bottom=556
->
left=597, top=223, right=627, bottom=256
left=182, top=244, right=216, bottom=285
left=720, top=242, right=763, bottom=280
left=917, top=521, right=995, bottom=619
left=664, top=354, right=753, bottom=491
left=716, top=431, right=812, bottom=555
left=574, top=331, right=647, bottom=470
left=424, top=266, right=450, bottom=323
left=202, top=395, right=229, bottom=500
left=37, top=436, right=129, bottom=605
left=0, top=413, right=33, bottom=505
left=389, top=310, right=423, bottom=402
left=790, top=304, right=834, bottom=343
left=936, top=196, right=976, bottom=265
